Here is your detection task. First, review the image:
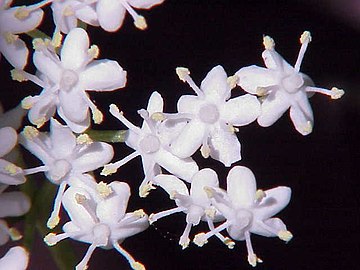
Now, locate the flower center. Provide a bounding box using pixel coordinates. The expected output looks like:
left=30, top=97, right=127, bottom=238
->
left=227, top=209, right=253, bottom=240
left=281, top=73, right=303, bottom=94
left=198, top=103, right=219, bottom=124
left=139, top=134, right=161, bottom=154
left=92, top=223, right=111, bottom=247
left=60, top=69, right=79, bottom=91
left=49, top=159, right=71, bottom=183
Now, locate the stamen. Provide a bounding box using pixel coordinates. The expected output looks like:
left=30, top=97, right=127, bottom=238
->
left=109, top=104, right=141, bottom=133
left=96, top=181, right=113, bottom=198
left=227, top=75, right=239, bottom=89
left=14, top=6, right=30, bottom=20
left=263, top=35, right=275, bottom=50
left=176, top=67, right=204, bottom=98
left=75, top=193, right=99, bottom=223
left=101, top=151, right=140, bottom=176
left=22, top=126, right=39, bottom=140
left=255, top=189, right=266, bottom=203
left=294, top=31, right=312, bottom=72
left=44, top=232, right=70, bottom=246
left=151, top=112, right=166, bottom=122
left=4, top=164, right=22, bottom=175
left=305, top=86, right=345, bottom=99
left=88, top=45, right=99, bottom=59
left=179, top=223, right=192, bottom=249
left=21, top=96, right=35, bottom=109
left=76, top=243, right=97, bottom=270
left=47, top=181, right=67, bottom=229
left=51, top=31, right=63, bottom=48
left=11, top=69, right=47, bottom=88
left=149, top=207, right=184, bottom=224
left=278, top=230, right=293, bottom=242
left=9, top=227, right=22, bottom=241
left=23, top=165, right=48, bottom=175
left=300, top=121, right=313, bottom=135
left=113, top=241, right=145, bottom=270
left=245, top=231, right=262, bottom=267
left=138, top=109, right=156, bottom=133
left=4, top=32, right=18, bottom=44
left=206, top=218, right=235, bottom=249
left=76, top=134, right=93, bottom=145
left=139, top=181, right=155, bottom=198
left=193, top=221, right=230, bottom=247
left=119, top=0, right=148, bottom=30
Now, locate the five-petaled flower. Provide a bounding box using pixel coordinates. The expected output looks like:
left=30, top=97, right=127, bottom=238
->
left=236, top=31, right=344, bottom=135
left=44, top=181, right=149, bottom=270
left=193, top=166, right=292, bottom=267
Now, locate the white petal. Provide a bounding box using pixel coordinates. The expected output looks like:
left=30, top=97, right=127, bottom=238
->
left=33, top=51, right=62, bottom=83
left=75, top=4, right=99, bottom=26
left=19, top=132, right=53, bottom=165
left=58, top=106, right=90, bottom=133
left=209, top=126, right=241, bottom=167
left=80, top=60, right=127, bottom=91
left=177, top=94, right=200, bottom=115
left=146, top=91, right=163, bottom=115
left=96, top=181, right=130, bottom=224
left=49, top=119, right=77, bottom=158
left=0, top=8, right=43, bottom=33
left=221, top=94, right=260, bottom=126
left=190, top=168, right=218, bottom=205
left=128, top=0, right=165, bottom=9
left=97, top=0, right=126, bottom=32
left=226, top=166, right=256, bottom=207
left=152, top=174, right=189, bottom=197
left=112, top=213, right=149, bottom=241
left=60, top=28, right=89, bottom=70
left=253, top=186, right=291, bottom=220
left=0, top=127, right=17, bottom=157
left=262, top=49, right=293, bottom=73
left=251, top=217, right=287, bottom=237
left=154, top=148, right=198, bottom=182
left=0, top=191, right=30, bottom=217
left=257, top=90, right=291, bottom=127
left=170, top=119, right=206, bottom=158
left=0, top=246, right=29, bottom=270
left=0, top=104, right=26, bottom=130
left=200, top=65, right=229, bottom=101
left=27, top=92, right=57, bottom=126
left=289, top=91, right=314, bottom=136
left=0, top=36, right=28, bottom=69
left=236, top=65, right=277, bottom=95
left=73, top=142, right=114, bottom=173
left=0, top=161, right=25, bottom=185
left=58, top=87, right=89, bottom=123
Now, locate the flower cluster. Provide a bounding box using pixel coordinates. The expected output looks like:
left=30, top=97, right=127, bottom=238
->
left=0, top=1, right=346, bottom=270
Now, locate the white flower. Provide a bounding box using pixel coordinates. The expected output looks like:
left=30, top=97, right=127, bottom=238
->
left=51, top=0, right=99, bottom=34
left=0, top=102, right=26, bottom=130
left=236, top=31, right=345, bottom=135
left=19, top=118, right=113, bottom=228
left=193, top=166, right=292, bottom=267
left=44, top=182, right=149, bottom=270
left=102, top=91, right=199, bottom=197
left=96, top=0, right=165, bottom=31
left=150, top=168, right=235, bottom=249
left=17, top=27, right=127, bottom=132
left=0, top=246, right=29, bottom=270
left=0, top=1, right=44, bottom=69
left=169, top=65, right=260, bottom=166
left=0, top=127, right=25, bottom=185
left=0, top=185, right=31, bottom=246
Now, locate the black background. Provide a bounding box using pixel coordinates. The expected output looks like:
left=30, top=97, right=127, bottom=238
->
left=0, top=0, right=359, bottom=269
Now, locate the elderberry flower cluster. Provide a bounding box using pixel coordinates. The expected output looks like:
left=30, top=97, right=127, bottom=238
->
left=0, top=1, right=346, bottom=270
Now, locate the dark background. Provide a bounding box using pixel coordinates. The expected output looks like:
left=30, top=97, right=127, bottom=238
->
left=0, top=0, right=359, bottom=269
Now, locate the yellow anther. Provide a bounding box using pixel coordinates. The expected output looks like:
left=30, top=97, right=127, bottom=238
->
left=256, top=86, right=268, bottom=96
left=301, top=121, right=313, bottom=135
left=330, top=87, right=345, bottom=99
left=278, top=230, right=293, bottom=242
left=248, top=254, right=263, bottom=267
left=263, top=35, right=275, bottom=50
left=300, top=31, right=312, bottom=44
left=32, top=38, right=46, bottom=50
left=227, top=75, right=239, bottom=89
left=228, top=124, right=239, bottom=134
left=131, top=261, right=145, bottom=270
left=5, top=164, right=20, bottom=175
left=133, top=209, right=146, bottom=218
left=21, top=96, right=34, bottom=109
left=47, top=216, right=60, bottom=229
left=23, top=126, right=39, bottom=140
left=75, top=193, right=87, bottom=204
left=14, top=6, right=30, bottom=20
left=134, top=15, right=147, bottom=30
left=92, top=109, right=103, bottom=124
left=255, top=189, right=266, bottom=201
left=139, top=183, right=154, bottom=198
left=96, top=181, right=113, bottom=198
left=63, top=5, right=74, bottom=16
left=51, top=32, right=63, bottom=48
left=44, top=233, right=57, bottom=246
left=4, top=32, right=18, bottom=44
left=11, top=69, right=27, bottom=82
left=9, top=227, right=22, bottom=241
left=176, top=67, right=190, bottom=82
left=169, top=190, right=178, bottom=200
left=180, top=238, right=190, bottom=249
left=34, top=117, right=46, bottom=128
left=203, top=186, right=214, bottom=198
left=200, top=144, right=210, bottom=158
left=148, top=213, right=156, bottom=224
left=223, top=237, right=235, bottom=249
left=193, top=233, right=208, bottom=247
left=101, top=164, right=117, bottom=176
left=76, top=134, right=93, bottom=145
left=151, top=112, right=166, bottom=122
left=88, top=44, right=100, bottom=59
left=204, top=208, right=216, bottom=219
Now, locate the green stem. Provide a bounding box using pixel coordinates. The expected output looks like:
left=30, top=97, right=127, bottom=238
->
left=85, top=129, right=128, bottom=143
left=26, top=29, right=51, bottom=40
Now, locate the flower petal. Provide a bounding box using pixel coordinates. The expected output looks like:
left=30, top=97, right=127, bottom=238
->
left=0, top=7, right=43, bottom=33
left=49, top=119, right=77, bottom=158
left=33, top=51, right=62, bottom=83
left=251, top=217, right=287, bottom=237
left=0, top=246, right=29, bottom=270
left=0, top=161, right=25, bottom=185
left=80, top=60, right=127, bottom=91
left=57, top=106, right=90, bottom=133
left=209, top=126, right=241, bottom=167
left=97, top=0, right=126, bottom=32
left=200, top=65, right=229, bottom=101
left=236, top=65, right=277, bottom=95
left=75, top=4, right=99, bottom=27
left=146, top=91, right=163, bottom=115
left=170, top=119, right=206, bottom=158
left=27, top=92, right=57, bottom=126
left=253, top=186, right=291, bottom=220
left=112, top=213, right=149, bottom=241
left=60, top=28, right=89, bottom=70
left=0, top=127, right=17, bottom=157
left=226, top=166, right=256, bottom=207
left=257, top=90, right=291, bottom=127
left=58, top=87, right=89, bottom=123
left=154, top=148, right=198, bottom=182
left=221, top=94, right=260, bottom=126
left=0, top=104, right=26, bottom=130
left=289, top=91, right=314, bottom=136
left=0, top=36, right=28, bottom=69
left=0, top=191, right=30, bottom=218
left=152, top=174, right=189, bottom=196
left=128, top=0, right=165, bottom=9
left=262, top=49, right=293, bottom=73
left=177, top=94, right=199, bottom=115
left=190, top=168, right=218, bottom=205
